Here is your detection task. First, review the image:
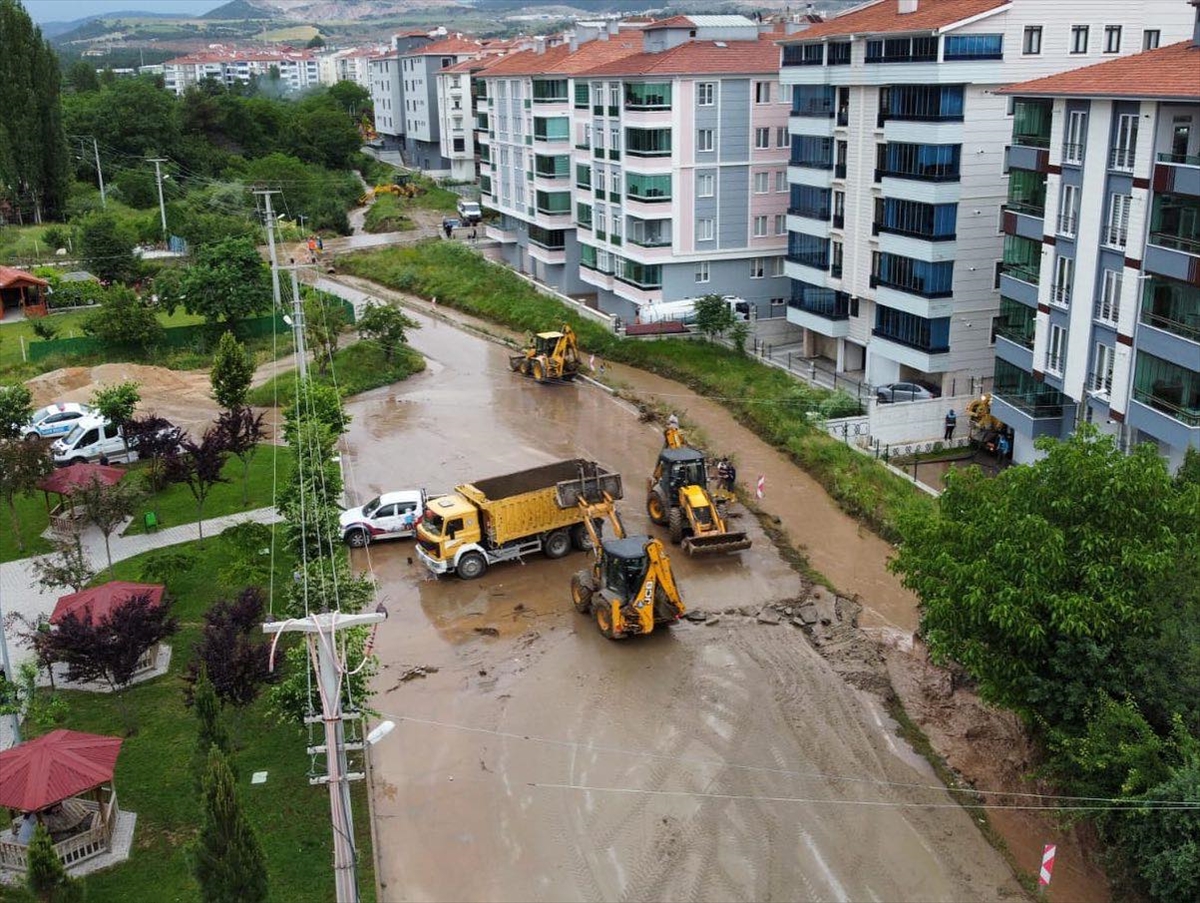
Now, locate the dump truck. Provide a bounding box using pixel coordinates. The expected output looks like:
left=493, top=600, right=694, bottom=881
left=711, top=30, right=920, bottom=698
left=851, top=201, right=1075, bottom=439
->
left=567, top=491, right=685, bottom=640
left=415, top=459, right=622, bottom=579
left=645, top=427, right=751, bottom=557
left=509, top=324, right=582, bottom=382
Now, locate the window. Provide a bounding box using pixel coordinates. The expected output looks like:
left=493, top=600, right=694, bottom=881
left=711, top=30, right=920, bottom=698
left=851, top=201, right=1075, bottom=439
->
left=1091, top=344, right=1115, bottom=395
left=1064, top=110, right=1087, bottom=164
left=1112, top=114, right=1138, bottom=170
left=864, top=35, right=938, bottom=63
left=595, top=209, right=606, bottom=235
left=697, top=172, right=714, bottom=197
left=771, top=257, right=786, bottom=277
left=1070, top=25, right=1089, bottom=54
left=698, top=82, right=715, bottom=106
left=754, top=172, right=769, bottom=193
left=775, top=214, right=786, bottom=235
left=880, top=142, right=961, bottom=181
left=1047, top=324, right=1067, bottom=374
left=754, top=215, right=768, bottom=237
left=1058, top=185, right=1079, bottom=236
left=1103, top=25, right=1122, bottom=53
left=609, top=85, right=620, bottom=109
left=595, top=168, right=606, bottom=192
left=697, top=217, right=714, bottom=241
left=994, top=261, right=1004, bottom=290
left=942, top=34, right=1003, bottom=60
left=611, top=127, right=620, bottom=153
left=828, top=41, right=851, bottom=65
left=749, top=258, right=766, bottom=279
left=873, top=305, right=950, bottom=353
left=776, top=170, right=787, bottom=192
left=872, top=252, right=955, bottom=297
left=1022, top=25, right=1043, bottom=55
left=1134, top=353, right=1200, bottom=425
left=626, top=127, right=671, bottom=156
left=626, top=172, right=671, bottom=201
left=755, top=81, right=771, bottom=104
left=698, top=128, right=715, bottom=152
left=624, top=82, right=671, bottom=109
left=1106, top=193, right=1132, bottom=247
left=695, top=260, right=710, bottom=283
left=776, top=126, right=788, bottom=148
left=1143, top=29, right=1161, bottom=50
left=1052, top=254, right=1074, bottom=306
left=755, top=127, right=770, bottom=149
left=1097, top=269, right=1122, bottom=325
left=877, top=197, right=957, bottom=239
left=878, top=85, right=964, bottom=123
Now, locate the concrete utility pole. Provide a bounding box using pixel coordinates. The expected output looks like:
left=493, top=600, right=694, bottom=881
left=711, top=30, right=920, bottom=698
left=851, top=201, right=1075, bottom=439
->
left=0, top=589, right=21, bottom=747
left=147, top=157, right=168, bottom=240
left=287, top=261, right=308, bottom=379
left=263, top=609, right=385, bottom=903
left=254, top=189, right=284, bottom=311
left=93, top=139, right=106, bottom=208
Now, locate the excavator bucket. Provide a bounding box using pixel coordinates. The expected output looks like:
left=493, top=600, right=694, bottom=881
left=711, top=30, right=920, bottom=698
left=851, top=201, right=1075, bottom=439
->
left=682, top=531, right=752, bottom=557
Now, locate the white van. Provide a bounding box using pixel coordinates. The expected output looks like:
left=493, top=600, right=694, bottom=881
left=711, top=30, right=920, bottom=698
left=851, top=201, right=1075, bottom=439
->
left=456, top=198, right=482, bottom=224
left=637, top=295, right=750, bottom=325
left=52, top=416, right=134, bottom=466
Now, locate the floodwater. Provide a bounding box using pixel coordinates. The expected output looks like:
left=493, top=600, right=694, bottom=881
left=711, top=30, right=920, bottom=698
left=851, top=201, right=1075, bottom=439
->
left=341, top=299, right=1024, bottom=902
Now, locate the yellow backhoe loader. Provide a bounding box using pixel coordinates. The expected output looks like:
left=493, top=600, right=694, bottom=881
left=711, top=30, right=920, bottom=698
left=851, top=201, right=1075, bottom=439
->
left=509, top=324, right=582, bottom=382
left=567, top=493, right=686, bottom=640
left=645, top=427, right=751, bottom=557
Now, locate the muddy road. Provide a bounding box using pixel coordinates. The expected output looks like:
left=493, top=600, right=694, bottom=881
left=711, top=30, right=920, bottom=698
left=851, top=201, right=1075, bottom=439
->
left=341, top=302, right=1023, bottom=902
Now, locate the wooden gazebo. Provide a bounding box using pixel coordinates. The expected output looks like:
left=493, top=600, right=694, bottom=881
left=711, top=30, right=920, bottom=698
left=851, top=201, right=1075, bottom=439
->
left=36, top=463, right=126, bottom=533
left=0, top=266, right=49, bottom=320
left=50, top=582, right=169, bottom=682
left=0, top=730, right=124, bottom=874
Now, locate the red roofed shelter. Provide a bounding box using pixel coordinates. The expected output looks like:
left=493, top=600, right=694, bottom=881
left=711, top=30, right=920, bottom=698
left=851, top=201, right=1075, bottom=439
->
left=0, top=730, right=124, bottom=873
left=0, top=266, right=49, bottom=320
left=52, top=582, right=165, bottom=626
left=36, top=462, right=126, bottom=531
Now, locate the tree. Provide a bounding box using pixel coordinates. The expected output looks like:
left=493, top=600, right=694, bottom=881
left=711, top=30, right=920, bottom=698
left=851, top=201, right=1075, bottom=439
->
left=326, top=80, right=370, bottom=116
left=126, top=415, right=182, bottom=492
left=356, top=301, right=416, bottom=363
left=186, top=588, right=271, bottom=708
left=26, top=822, right=82, bottom=903
left=192, top=745, right=268, bottom=903
left=78, top=477, right=143, bottom=576
left=0, top=382, right=33, bottom=440
left=82, top=286, right=164, bottom=354
left=303, top=290, right=347, bottom=375
left=65, top=59, right=100, bottom=93
left=0, top=437, right=54, bottom=553
left=693, top=294, right=736, bottom=341
left=730, top=320, right=750, bottom=355
left=91, top=380, right=141, bottom=460
left=161, top=236, right=271, bottom=328
left=30, top=535, right=95, bottom=594
left=189, top=664, right=231, bottom=790
left=78, top=211, right=137, bottom=284
left=215, top=406, right=264, bottom=505
left=290, top=106, right=362, bottom=169
left=305, top=33, right=326, bottom=49
left=1119, top=757, right=1200, bottom=902
left=890, top=427, right=1200, bottom=728
left=282, top=378, right=348, bottom=445
left=210, top=331, right=254, bottom=412
left=0, top=661, right=65, bottom=738
left=166, top=427, right=228, bottom=541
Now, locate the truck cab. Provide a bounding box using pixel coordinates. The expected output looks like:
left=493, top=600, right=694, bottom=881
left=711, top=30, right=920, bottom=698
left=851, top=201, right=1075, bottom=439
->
left=416, top=495, right=483, bottom=575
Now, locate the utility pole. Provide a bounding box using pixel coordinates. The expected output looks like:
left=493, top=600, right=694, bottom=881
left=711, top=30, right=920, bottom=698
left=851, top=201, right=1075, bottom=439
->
left=147, top=157, right=168, bottom=240
left=254, top=189, right=283, bottom=311
left=93, top=139, right=106, bottom=208
left=0, top=589, right=21, bottom=747
left=298, top=213, right=307, bottom=232
left=263, top=609, right=386, bottom=903
left=287, top=261, right=308, bottom=379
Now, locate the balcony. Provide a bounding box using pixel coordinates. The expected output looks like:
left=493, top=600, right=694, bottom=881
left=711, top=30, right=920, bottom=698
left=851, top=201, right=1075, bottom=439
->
left=787, top=284, right=850, bottom=337
left=1132, top=353, right=1200, bottom=427
left=1147, top=194, right=1200, bottom=256
left=782, top=44, right=824, bottom=66
left=1063, top=143, right=1085, bottom=166
left=1141, top=276, right=1200, bottom=344
left=1012, top=99, right=1052, bottom=149
left=1153, top=153, right=1200, bottom=197
left=1002, top=262, right=1040, bottom=285
left=1109, top=147, right=1136, bottom=173
left=1050, top=283, right=1071, bottom=309
left=865, top=36, right=938, bottom=64
left=994, top=298, right=1036, bottom=349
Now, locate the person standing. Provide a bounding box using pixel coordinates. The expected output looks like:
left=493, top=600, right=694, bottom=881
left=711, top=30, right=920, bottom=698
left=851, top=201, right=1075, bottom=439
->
left=724, top=459, right=738, bottom=492
left=944, top=409, right=957, bottom=441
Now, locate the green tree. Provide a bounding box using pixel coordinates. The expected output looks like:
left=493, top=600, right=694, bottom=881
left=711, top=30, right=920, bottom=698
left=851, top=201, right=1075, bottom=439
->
left=0, top=661, right=66, bottom=738
left=0, top=382, right=34, bottom=440
left=0, top=437, right=55, bottom=553
left=90, top=380, right=141, bottom=459
left=326, top=80, right=370, bottom=115
left=729, top=320, right=750, bottom=355
left=290, top=106, right=362, bottom=169
left=78, top=477, right=143, bottom=576
left=303, top=290, right=347, bottom=376
left=82, top=287, right=164, bottom=353
left=190, top=664, right=230, bottom=787
left=191, top=746, right=268, bottom=903
left=65, top=59, right=99, bottom=93
left=356, top=301, right=416, bottom=363
left=164, top=236, right=272, bottom=328
left=60, top=75, right=180, bottom=164
left=210, top=331, right=254, bottom=412
left=1119, top=758, right=1200, bottom=902
left=282, top=379, right=349, bottom=445
left=26, top=821, right=82, bottom=903
left=693, top=294, right=736, bottom=341
left=305, top=33, right=325, bottom=48
left=890, top=427, right=1200, bottom=727
left=78, top=211, right=137, bottom=283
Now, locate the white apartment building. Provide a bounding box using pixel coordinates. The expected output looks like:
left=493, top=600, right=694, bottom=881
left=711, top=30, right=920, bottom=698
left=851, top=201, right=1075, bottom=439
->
left=990, top=15, right=1200, bottom=468
left=399, top=37, right=483, bottom=171
left=778, top=0, right=1196, bottom=395
left=162, top=50, right=321, bottom=95
left=437, top=58, right=491, bottom=181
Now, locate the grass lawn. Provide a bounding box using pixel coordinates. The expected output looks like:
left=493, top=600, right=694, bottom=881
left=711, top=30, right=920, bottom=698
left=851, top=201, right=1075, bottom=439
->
left=362, top=193, right=415, bottom=234
left=247, top=342, right=424, bottom=407
left=40, top=538, right=375, bottom=903
left=122, top=444, right=294, bottom=536
left=0, top=492, right=53, bottom=563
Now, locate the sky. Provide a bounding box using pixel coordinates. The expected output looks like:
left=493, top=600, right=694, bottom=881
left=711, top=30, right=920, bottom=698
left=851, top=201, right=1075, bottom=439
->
left=24, top=0, right=228, bottom=23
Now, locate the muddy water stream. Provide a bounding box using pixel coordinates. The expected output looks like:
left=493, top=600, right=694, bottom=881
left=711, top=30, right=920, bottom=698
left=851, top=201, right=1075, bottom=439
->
left=335, top=291, right=1024, bottom=902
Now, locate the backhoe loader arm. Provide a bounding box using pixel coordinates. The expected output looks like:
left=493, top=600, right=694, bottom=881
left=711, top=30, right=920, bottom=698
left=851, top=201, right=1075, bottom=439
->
left=577, top=492, right=626, bottom=558
left=643, top=540, right=682, bottom=611
left=663, top=426, right=685, bottom=449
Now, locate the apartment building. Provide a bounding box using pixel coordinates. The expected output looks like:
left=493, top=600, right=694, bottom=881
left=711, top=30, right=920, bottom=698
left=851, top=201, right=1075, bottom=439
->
left=369, top=33, right=435, bottom=150
left=479, top=16, right=792, bottom=319
left=396, top=37, right=484, bottom=171
left=437, top=58, right=493, bottom=182
left=162, top=50, right=320, bottom=95
left=318, top=47, right=380, bottom=89
left=991, top=19, right=1200, bottom=468
left=777, top=0, right=1196, bottom=395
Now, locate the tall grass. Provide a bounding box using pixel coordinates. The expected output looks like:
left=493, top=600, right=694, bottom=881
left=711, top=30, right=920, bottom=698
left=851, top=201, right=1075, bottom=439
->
left=339, top=241, right=931, bottom=540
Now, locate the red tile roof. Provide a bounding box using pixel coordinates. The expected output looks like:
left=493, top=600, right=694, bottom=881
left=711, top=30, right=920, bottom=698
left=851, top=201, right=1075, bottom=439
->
left=999, top=40, right=1200, bottom=101
left=0, top=265, right=48, bottom=289
left=480, top=37, right=641, bottom=77
left=0, top=730, right=124, bottom=812
left=779, top=0, right=1008, bottom=43
left=646, top=15, right=695, bottom=28
left=52, top=581, right=166, bottom=626
left=408, top=36, right=482, bottom=56
left=584, top=38, right=781, bottom=76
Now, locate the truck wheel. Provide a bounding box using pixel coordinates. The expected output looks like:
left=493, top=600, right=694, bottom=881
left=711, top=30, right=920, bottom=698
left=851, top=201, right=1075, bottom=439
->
left=345, top=529, right=369, bottom=549
left=571, top=522, right=594, bottom=551
left=532, top=359, right=546, bottom=382
left=518, top=359, right=531, bottom=377
left=457, top=552, right=487, bottom=580
left=544, top=529, right=571, bottom=559
left=668, top=507, right=684, bottom=544
left=71, top=457, right=87, bottom=466
left=571, top=571, right=593, bottom=613
left=594, top=601, right=618, bottom=639
left=509, top=355, right=524, bottom=372
left=646, top=490, right=668, bottom=526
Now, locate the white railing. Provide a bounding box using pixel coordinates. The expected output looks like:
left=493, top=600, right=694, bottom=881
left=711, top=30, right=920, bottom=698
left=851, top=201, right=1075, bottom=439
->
left=0, top=792, right=116, bottom=873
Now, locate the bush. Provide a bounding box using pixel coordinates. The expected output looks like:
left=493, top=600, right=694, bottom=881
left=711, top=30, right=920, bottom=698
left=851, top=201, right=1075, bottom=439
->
left=78, top=210, right=138, bottom=283
left=82, top=286, right=165, bottom=352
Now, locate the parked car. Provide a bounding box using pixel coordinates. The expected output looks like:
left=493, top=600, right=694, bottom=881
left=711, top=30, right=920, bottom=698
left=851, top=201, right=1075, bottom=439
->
left=876, top=382, right=937, bottom=404
left=23, top=403, right=92, bottom=440
left=51, top=415, right=132, bottom=465
left=456, top=198, right=482, bottom=225
left=340, top=490, right=427, bottom=548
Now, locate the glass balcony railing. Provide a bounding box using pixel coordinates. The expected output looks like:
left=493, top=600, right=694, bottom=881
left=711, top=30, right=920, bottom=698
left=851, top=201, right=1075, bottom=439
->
left=1158, top=151, right=1200, bottom=166
left=1141, top=276, right=1200, bottom=343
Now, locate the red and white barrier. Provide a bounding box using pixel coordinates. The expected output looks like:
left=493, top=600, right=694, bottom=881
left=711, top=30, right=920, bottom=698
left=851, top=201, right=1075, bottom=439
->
left=1039, top=844, right=1056, bottom=887
left=756, top=475, right=765, bottom=499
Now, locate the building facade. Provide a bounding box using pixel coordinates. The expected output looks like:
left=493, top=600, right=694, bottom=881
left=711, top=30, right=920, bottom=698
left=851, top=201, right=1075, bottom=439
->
left=368, top=33, right=435, bottom=151
left=437, top=58, right=491, bottom=181
left=777, top=0, right=1196, bottom=395
left=162, top=50, right=321, bottom=95
left=993, top=22, right=1200, bottom=468
left=399, top=37, right=484, bottom=171
left=479, top=16, right=793, bottom=320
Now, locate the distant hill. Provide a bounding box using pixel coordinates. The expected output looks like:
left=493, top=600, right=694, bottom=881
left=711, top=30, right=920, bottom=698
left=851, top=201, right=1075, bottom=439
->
left=41, top=9, right=191, bottom=39
left=200, top=0, right=274, bottom=20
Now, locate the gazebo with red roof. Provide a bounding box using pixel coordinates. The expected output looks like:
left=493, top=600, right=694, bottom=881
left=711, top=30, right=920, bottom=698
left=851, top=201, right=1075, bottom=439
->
left=36, top=462, right=126, bottom=531
left=0, top=730, right=126, bottom=873
left=52, top=582, right=166, bottom=626
left=0, top=266, right=49, bottom=321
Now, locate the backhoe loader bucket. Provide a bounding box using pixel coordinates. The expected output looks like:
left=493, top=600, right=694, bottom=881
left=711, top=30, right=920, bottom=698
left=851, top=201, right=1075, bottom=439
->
left=682, top=531, right=751, bottom=557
